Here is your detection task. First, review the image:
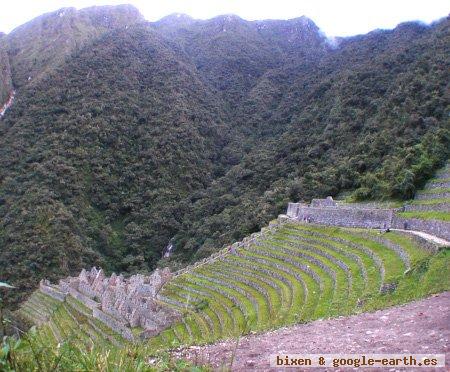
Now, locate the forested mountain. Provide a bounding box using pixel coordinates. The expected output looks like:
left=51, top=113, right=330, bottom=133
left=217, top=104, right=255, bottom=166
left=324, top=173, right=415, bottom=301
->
left=0, top=5, right=448, bottom=307
left=0, top=33, right=13, bottom=104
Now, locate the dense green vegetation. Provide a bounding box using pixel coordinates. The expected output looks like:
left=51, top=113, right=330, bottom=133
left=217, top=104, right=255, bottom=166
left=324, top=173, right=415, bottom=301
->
left=0, top=6, right=449, bottom=307
left=0, top=327, right=208, bottom=371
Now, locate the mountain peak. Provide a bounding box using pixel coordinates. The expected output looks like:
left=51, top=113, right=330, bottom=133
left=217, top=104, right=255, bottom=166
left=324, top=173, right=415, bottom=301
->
left=158, top=13, right=194, bottom=23
left=78, top=4, right=144, bottom=27
left=5, top=4, right=145, bottom=90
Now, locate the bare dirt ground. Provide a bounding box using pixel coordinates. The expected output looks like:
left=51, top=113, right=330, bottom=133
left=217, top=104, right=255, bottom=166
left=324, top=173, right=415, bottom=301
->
left=173, top=292, right=450, bottom=371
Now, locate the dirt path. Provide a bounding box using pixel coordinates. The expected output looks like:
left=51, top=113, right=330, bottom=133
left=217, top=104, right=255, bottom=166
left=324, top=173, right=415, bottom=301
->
left=174, top=292, right=450, bottom=371
left=392, top=229, right=450, bottom=247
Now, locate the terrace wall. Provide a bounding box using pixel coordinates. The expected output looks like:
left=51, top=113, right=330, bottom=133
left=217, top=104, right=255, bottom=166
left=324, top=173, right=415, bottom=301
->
left=291, top=204, right=394, bottom=229
left=392, top=217, right=450, bottom=241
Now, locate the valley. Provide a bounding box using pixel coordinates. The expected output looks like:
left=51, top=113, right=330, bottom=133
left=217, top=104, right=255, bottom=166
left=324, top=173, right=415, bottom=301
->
left=0, top=4, right=448, bottom=371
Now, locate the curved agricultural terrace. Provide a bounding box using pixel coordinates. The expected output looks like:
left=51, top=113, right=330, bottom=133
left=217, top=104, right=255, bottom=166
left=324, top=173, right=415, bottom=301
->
left=18, top=221, right=449, bottom=352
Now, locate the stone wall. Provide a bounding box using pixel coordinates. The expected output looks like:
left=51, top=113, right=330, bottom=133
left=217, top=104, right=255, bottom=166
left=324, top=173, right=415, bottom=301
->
left=67, top=287, right=99, bottom=310
left=286, top=197, right=449, bottom=242
left=39, top=267, right=179, bottom=340
left=311, top=196, right=336, bottom=207
left=415, top=192, right=450, bottom=200
left=93, top=308, right=134, bottom=341
left=425, top=181, right=450, bottom=189
left=392, top=217, right=450, bottom=241
left=173, top=220, right=286, bottom=278
left=403, top=203, right=450, bottom=212
left=39, top=280, right=66, bottom=302
left=293, top=204, right=394, bottom=229
left=286, top=202, right=300, bottom=218
left=394, top=231, right=440, bottom=253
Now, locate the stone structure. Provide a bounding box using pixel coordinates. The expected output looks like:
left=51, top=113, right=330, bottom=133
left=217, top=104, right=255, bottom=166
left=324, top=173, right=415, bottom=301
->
left=39, top=280, right=66, bottom=302
left=311, top=196, right=337, bottom=207
left=286, top=197, right=450, bottom=241
left=41, top=267, right=180, bottom=340
left=392, top=216, right=450, bottom=241
left=287, top=198, right=394, bottom=229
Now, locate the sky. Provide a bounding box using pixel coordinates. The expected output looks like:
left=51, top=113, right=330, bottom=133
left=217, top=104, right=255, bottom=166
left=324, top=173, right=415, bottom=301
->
left=0, top=0, right=448, bottom=37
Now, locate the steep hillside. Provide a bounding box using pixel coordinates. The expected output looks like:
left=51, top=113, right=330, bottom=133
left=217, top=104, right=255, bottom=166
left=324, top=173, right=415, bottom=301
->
left=173, top=18, right=450, bottom=260
left=0, top=6, right=449, bottom=307
left=14, top=219, right=450, bottom=353
left=153, top=14, right=327, bottom=120
left=4, top=4, right=143, bottom=95
left=0, top=33, right=13, bottom=104
left=0, top=21, right=228, bottom=306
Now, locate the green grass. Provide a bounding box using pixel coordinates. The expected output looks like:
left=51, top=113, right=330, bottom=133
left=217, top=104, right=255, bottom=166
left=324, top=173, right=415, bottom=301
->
left=226, top=254, right=304, bottom=324
left=416, top=187, right=450, bottom=195
left=191, top=270, right=259, bottom=328
left=251, top=241, right=336, bottom=318
left=218, top=260, right=294, bottom=326
left=282, top=225, right=382, bottom=294
left=166, top=279, right=242, bottom=338
left=429, top=177, right=450, bottom=183
left=262, top=237, right=351, bottom=315
left=362, top=248, right=450, bottom=311
left=1, top=325, right=209, bottom=371
left=238, top=249, right=319, bottom=322
left=367, top=231, right=429, bottom=263
left=12, top=221, right=450, bottom=368
left=153, top=223, right=447, bottom=351
left=285, top=224, right=405, bottom=281
left=274, top=231, right=365, bottom=312
left=204, top=263, right=271, bottom=330
left=410, top=198, right=450, bottom=205
left=208, top=264, right=279, bottom=327
left=397, top=211, right=450, bottom=222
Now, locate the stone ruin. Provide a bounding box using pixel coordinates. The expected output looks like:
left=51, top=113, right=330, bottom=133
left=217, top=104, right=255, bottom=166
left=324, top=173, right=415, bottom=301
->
left=286, top=196, right=395, bottom=229
left=41, top=267, right=181, bottom=340
left=285, top=196, right=450, bottom=241
left=310, top=196, right=337, bottom=207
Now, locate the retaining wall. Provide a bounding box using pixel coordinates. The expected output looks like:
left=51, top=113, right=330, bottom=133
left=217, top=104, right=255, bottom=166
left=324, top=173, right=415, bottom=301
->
left=394, top=231, right=440, bottom=253
left=415, top=192, right=450, bottom=200
left=286, top=203, right=449, bottom=242
left=68, top=287, right=99, bottom=310
left=403, top=203, right=450, bottom=212
left=292, top=205, right=394, bottom=229
left=39, top=282, right=66, bottom=302
left=425, top=181, right=450, bottom=189
left=92, top=308, right=134, bottom=341
left=392, top=217, right=450, bottom=242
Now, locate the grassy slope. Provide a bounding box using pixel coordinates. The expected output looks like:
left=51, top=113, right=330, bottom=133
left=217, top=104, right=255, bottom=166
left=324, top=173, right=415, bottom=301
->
left=397, top=211, right=450, bottom=222
left=148, top=224, right=450, bottom=351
